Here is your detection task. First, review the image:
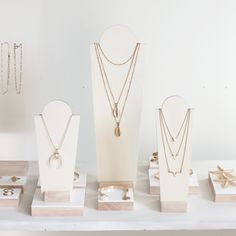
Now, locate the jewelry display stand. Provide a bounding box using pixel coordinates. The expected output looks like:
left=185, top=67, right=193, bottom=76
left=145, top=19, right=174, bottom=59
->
left=90, top=25, right=144, bottom=210
left=31, top=100, right=86, bottom=216
left=209, top=169, right=236, bottom=202
left=156, top=96, right=193, bottom=212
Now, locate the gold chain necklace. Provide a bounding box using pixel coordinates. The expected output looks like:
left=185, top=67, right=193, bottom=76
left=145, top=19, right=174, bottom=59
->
left=1, top=42, right=10, bottom=95
left=14, top=43, right=23, bottom=94
left=41, top=114, right=73, bottom=169
left=159, top=109, right=191, bottom=176
left=160, top=109, right=190, bottom=160
left=94, top=42, right=140, bottom=137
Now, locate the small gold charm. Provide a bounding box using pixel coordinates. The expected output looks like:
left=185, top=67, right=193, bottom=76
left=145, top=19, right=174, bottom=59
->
left=171, top=137, right=176, bottom=142
left=115, top=122, right=121, bottom=137
left=113, top=103, right=119, bottom=118
left=11, top=176, right=20, bottom=182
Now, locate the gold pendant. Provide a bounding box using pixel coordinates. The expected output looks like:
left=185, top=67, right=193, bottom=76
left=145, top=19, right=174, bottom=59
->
left=115, top=123, right=121, bottom=137
left=171, top=137, right=176, bottom=142
left=113, top=103, right=119, bottom=118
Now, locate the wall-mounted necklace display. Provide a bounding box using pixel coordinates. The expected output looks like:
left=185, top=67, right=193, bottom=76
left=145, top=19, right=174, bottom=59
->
left=13, top=43, right=23, bottom=94
left=32, top=100, right=86, bottom=216
left=156, top=96, right=194, bottom=212
left=91, top=25, right=145, bottom=211
left=1, top=42, right=10, bottom=95
left=0, top=42, right=23, bottom=95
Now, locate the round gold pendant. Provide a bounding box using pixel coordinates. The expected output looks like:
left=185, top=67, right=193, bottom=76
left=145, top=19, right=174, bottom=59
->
left=115, top=126, right=121, bottom=137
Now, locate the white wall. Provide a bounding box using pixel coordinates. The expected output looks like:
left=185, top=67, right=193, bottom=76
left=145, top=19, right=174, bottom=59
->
left=0, top=0, right=236, bottom=163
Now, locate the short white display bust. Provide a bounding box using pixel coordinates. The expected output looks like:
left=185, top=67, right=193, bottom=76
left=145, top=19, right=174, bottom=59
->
left=156, top=95, right=194, bottom=212
left=34, top=100, right=80, bottom=193
left=90, top=25, right=145, bottom=184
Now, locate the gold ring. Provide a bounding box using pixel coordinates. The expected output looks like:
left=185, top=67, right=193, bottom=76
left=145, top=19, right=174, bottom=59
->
left=11, top=176, right=20, bottom=182
left=3, top=188, right=14, bottom=196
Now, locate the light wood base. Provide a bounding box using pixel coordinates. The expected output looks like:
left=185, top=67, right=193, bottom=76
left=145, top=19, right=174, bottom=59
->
left=161, top=201, right=187, bottom=212
left=98, top=187, right=134, bottom=211
left=208, top=172, right=236, bottom=202
left=31, top=188, right=85, bottom=216
left=0, top=161, right=28, bottom=176
left=99, top=181, right=133, bottom=188
left=0, top=188, right=21, bottom=208
left=149, top=169, right=199, bottom=195
left=43, top=191, right=71, bottom=202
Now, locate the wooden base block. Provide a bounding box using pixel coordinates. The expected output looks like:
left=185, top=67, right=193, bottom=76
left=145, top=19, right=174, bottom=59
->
left=43, top=191, right=71, bottom=202
left=31, top=188, right=85, bottom=216
left=161, top=201, right=187, bottom=212
left=0, top=188, right=21, bottom=208
left=98, top=187, right=134, bottom=211
left=149, top=169, right=199, bottom=195
left=99, top=181, right=133, bottom=188
left=208, top=172, right=236, bottom=202
left=37, top=171, right=87, bottom=189
left=0, top=161, right=28, bottom=176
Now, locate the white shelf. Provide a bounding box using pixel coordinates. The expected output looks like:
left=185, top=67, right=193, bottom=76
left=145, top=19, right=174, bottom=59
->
left=1, top=160, right=236, bottom=231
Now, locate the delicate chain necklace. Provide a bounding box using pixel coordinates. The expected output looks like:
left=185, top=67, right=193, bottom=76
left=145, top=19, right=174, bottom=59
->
left=14, top=43, right=23, bottom=94
left=160, top=109, right=190, bottom=160
left=159, top=109, right=191, bottom=176
left=1, top=42, right=10, bottom=95
left=94, top=42, right=140, bottom=137
left=40, top=114, right=73, bottom=169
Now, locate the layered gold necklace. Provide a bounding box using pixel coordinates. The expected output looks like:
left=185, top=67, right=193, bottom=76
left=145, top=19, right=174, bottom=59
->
left=159, top=109, right=191, bottom=176
left=94, top=43, right=140, bottom=137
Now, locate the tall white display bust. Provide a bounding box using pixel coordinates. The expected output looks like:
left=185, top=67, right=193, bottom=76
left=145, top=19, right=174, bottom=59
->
left=90, top=25, right=145, bottom=210
left=156, top=96, right=194, bottom=212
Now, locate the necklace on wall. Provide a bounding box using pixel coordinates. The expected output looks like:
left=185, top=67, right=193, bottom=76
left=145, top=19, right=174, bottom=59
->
left=1, top=42, right=10, bottom=95
left=159, top=109, right=191, bottom=176
left=94, top=42, right=140, bottom=137
left=41, top=114, right=73, bottom=169
left=13, top=43, right=23, bottom=94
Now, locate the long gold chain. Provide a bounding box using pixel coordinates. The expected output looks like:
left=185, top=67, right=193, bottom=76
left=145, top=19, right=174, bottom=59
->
left=14, top=43, right=23, bottom=94
left=94, top=43, right=140, bottom=137
left=1, top=42, right=10, bottom=95
left=159, top=108, right=191, bottom=176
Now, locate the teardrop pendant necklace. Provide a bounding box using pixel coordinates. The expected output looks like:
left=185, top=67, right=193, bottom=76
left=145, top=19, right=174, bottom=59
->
left=41, top=114, right=73, bottom=169
left=94, top=42, right=140, bottom=137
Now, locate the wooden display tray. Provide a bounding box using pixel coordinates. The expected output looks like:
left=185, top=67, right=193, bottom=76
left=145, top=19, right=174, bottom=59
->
left=31, top=188, right=86, bottom=216
left=98, top=186, right=134, bottom=211
left=0, top=161, right=28, bottom=176
left=0, top=188, right=21, bottom=208
left=209, top=172, right=236, bottom=202
left=0, top=176, right=27, bottom=193
left=149, top=169, right=200, bottom=195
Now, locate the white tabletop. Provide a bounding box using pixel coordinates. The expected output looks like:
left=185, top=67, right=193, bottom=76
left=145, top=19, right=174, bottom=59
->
left=0, top=160, right=236, bottom=231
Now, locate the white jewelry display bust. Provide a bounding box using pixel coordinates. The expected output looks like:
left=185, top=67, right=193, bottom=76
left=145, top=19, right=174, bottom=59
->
left=90, top=25, right=145, bottom=184
left=34, top=100, right=80, bottom=193
left=156, top=95, right=194, bottom=212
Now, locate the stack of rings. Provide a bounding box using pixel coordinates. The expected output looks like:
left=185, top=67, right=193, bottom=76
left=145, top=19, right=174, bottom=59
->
left=3, top=188, right=14, bottom=196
